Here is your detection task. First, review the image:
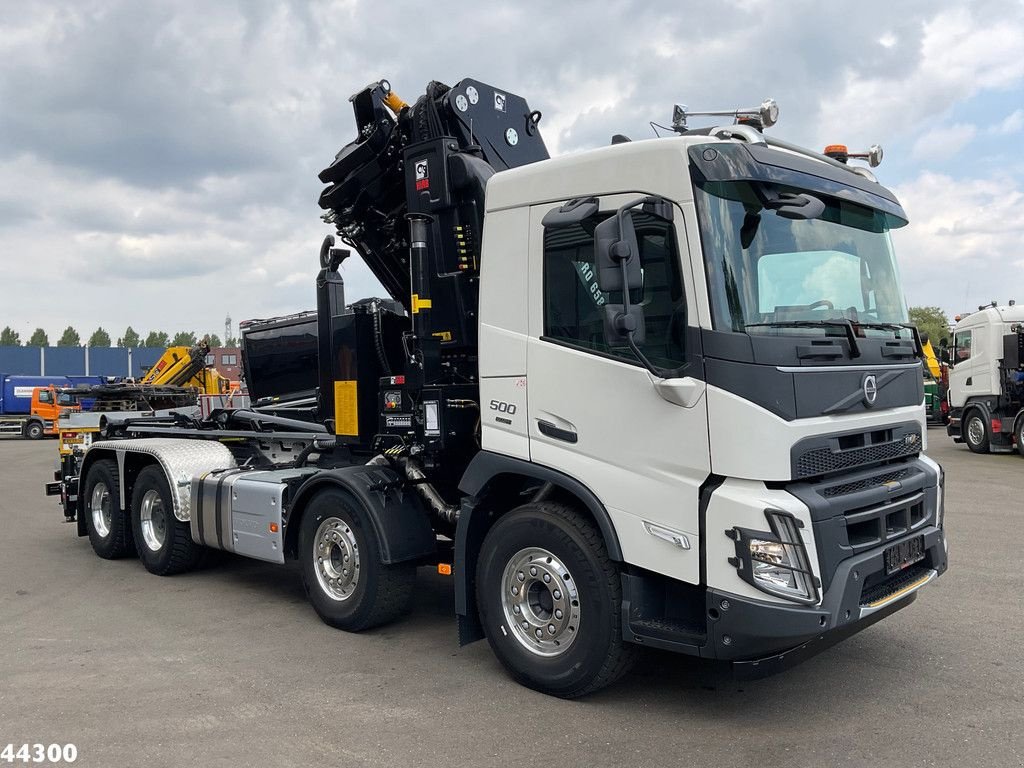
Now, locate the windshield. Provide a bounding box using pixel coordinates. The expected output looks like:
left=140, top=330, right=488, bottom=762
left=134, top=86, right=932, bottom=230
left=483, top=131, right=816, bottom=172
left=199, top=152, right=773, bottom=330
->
left=693, top=177, right=909, bottom=334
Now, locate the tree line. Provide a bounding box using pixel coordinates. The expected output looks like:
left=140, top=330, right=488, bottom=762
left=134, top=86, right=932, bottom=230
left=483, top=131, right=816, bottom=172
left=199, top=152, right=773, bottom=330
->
left=0, top=326, right=237, bottom=348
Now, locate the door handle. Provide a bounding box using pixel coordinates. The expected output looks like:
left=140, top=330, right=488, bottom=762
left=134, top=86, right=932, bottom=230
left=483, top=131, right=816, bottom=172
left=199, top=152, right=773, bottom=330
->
left=966, top=377, right=972, bottom=386
left=537, top=420, right=578, bottom=444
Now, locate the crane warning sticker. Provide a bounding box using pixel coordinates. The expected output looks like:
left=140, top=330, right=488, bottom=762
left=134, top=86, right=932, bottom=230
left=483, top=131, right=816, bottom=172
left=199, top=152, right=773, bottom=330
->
left=415, top=160, right=429, bottom=191
left=493, top=92, right=506, bottom=112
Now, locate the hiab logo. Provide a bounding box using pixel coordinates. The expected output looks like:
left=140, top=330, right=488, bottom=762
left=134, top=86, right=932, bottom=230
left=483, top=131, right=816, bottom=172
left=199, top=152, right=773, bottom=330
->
left=414, top=160, right=429, bottom=191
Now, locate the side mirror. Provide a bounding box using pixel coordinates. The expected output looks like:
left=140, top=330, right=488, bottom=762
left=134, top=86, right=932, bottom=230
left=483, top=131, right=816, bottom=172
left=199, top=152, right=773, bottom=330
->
left=595, top=208, right=642, bottom=292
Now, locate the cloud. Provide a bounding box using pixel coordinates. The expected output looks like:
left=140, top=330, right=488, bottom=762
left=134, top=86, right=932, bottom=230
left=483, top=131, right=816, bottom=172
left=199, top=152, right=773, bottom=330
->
left=819, top=6, right=1024, bottom=146
left=910, top=123, right=977, bottom=160
left=892, top=170, right=1024, bottom=313
left=992, top=109, right=1024, bottom=135
left=0, top=0, right=1023, bottom=342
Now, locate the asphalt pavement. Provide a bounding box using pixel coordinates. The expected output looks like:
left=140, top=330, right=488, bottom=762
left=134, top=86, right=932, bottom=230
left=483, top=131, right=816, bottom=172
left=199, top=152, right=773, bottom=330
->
left=1, top=431, right=1021, bottom=768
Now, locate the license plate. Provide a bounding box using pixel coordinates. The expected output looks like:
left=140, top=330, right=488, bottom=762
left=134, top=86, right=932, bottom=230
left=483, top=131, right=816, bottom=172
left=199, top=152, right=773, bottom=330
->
left=884, top=535, right=925, bottom=575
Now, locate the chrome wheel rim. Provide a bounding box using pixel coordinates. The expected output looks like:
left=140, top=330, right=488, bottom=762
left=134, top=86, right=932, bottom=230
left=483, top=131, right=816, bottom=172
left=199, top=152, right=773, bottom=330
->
left=967, top=416, right=986, bottom=446
left=90, top=482, right=112, bottom=538
left=500, top=547, right=581, bottom=657
left=314, top=517, right=360, bottom=601
left=139, top=489, right=168, bottom=552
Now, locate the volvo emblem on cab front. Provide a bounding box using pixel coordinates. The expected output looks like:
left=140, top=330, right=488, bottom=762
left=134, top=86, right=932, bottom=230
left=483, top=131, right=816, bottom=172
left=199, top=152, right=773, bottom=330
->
left=863, top=374, right=878, bottom=406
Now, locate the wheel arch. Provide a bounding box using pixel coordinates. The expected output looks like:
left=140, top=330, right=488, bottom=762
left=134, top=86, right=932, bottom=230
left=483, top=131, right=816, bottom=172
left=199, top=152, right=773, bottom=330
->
left=284, top=465, right=436, bottom=566
left=454, top=451, right=624, bottom=645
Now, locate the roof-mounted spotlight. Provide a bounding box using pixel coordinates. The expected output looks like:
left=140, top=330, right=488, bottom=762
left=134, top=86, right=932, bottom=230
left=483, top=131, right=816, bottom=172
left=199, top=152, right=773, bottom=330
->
left=671, top=98, right=779, bottom=132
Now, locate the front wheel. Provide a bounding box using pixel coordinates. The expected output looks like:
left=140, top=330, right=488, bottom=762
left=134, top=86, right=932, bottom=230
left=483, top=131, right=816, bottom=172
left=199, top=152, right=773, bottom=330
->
left=1015, top=416, right=1024, bottom=458
left=298, top=488, right=415, bottom=631
left=475, top=502, right=637, bottom=698
left=964, top=409, right=990, bottom=454
left=24, top=421, right=43, bottom=440
left=131, top=465, right=201, bottom=575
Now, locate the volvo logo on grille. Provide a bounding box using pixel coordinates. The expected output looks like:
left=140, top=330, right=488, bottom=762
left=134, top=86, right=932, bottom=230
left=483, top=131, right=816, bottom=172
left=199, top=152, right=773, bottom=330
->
left=862, top=374, right=879, bottom=406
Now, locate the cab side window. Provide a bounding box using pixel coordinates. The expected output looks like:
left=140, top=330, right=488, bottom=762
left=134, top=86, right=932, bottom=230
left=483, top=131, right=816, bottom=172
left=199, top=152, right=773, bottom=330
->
left=954, top=330, right=972, bottom=362
left=37, top=390, right=52, bottom=404
left=543, top=212, right=687, bottom=370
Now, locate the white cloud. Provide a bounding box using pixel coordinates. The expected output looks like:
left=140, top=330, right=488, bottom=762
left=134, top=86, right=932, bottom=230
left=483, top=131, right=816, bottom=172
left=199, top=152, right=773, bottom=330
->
left=991, top=109, right=1024, bottom=135
left=820, top=7, right=1024, bottom=144
left=892, top=171, right=1024, bottom=313
left=910, top=123, right=977, bottom=160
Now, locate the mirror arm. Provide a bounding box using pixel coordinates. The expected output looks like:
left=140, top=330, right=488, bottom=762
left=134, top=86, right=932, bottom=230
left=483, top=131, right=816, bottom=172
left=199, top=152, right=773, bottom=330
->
left=616, top=257, right=670, bottom=378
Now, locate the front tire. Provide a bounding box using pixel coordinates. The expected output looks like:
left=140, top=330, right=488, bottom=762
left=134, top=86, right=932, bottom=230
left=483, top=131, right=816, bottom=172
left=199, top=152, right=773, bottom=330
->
left=475, top=502, right=638, bottom=698
left=298, top=488, right=415, bottom=631
left=131, top=465, right=201, bottom=575
left=24, top=421, right=43, bottom=440
left=964, top=409, right=990, bottom=454
left=83, top=459, right=135, bottom=559
left=1015, top=417, right=1024, bottom=458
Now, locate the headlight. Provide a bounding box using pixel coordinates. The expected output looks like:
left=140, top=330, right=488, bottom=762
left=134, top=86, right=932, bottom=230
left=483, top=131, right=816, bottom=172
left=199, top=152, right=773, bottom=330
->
left=728, top=510, right=820, bottom=605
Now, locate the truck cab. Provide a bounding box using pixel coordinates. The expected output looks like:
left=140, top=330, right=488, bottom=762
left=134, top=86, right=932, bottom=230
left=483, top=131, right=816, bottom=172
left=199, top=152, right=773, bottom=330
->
left=23, top=385, right=81, bottom=439
left=946, top=303, right=1024, bottom=453
left=471, top=133, right=945, bottom=667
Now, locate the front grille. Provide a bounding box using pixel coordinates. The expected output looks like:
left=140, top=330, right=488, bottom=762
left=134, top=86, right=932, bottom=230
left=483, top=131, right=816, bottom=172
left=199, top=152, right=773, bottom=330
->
left=844, top=492, right=929, bottom=549
left=794, top=427, right=921, bottom=479
left=859, top=563, right=931, bottom=607
left=822, top=468, right=912, bottom=497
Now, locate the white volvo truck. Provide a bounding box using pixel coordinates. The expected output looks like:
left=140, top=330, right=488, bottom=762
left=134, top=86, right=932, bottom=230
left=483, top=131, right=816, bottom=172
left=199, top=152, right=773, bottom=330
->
left=48, top=78, right=947, bottom=697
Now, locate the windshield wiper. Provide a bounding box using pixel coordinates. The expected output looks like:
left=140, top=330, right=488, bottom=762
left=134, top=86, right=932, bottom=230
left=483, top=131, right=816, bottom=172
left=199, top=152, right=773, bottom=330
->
left=744, top=319, right=861, bottom=358
left=852, top=322, right=924, bottom=358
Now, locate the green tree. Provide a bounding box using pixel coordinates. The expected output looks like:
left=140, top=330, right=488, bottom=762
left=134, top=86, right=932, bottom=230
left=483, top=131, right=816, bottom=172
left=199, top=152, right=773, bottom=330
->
left=206, top=333, right=223, bottom=347
left=118, top=326, right=141, bottom=347
left=27, top=328, right=49, bottom=347
left=57, top=326, right=81, bottom=347
left=143, top=331, right=168, bottom=348
left=88, top=327, right=111, bottom=347
left=0, top=326, right=20, bottom=346
left=143, top=331, right=170, bottom=348
left=225, top=336, right=238, bottom=347
left=170, top=331, right=197, bottom=347
left=908, top=306, right=951, bottom=347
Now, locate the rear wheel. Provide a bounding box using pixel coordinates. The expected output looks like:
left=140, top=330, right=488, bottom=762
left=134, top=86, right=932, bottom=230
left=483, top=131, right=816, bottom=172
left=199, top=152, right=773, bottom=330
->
left=299, top=488, right=415, bottom=631
left=475, top=501, right=638, bottom=698
left=24, top=421, right=43, bottom=440
left=964, top=409, right=990, bottom=454
left=83, top=459, right=134, bottom=559
left=131, top=465, right=201, bottom=575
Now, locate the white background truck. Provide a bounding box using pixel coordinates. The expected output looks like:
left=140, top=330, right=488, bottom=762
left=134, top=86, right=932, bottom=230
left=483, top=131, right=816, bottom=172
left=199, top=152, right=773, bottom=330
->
left=52, top=77, right=947, bottom=697
left=946, top=303, right=1024, bottom=454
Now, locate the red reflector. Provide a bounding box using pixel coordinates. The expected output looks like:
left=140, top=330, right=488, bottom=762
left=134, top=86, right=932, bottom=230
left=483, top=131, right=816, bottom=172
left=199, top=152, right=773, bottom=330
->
left=391, top=376, right=406, bottom=385
left=992, top=418, right=1002, bottom=433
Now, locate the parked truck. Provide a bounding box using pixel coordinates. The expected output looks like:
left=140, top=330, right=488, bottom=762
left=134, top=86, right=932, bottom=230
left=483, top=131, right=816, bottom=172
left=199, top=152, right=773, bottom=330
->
left=0, top=375, right=103, bottom=438
left=946, top=302, right=1024, bottom=455
left=48, top=78, right=947, bottom=697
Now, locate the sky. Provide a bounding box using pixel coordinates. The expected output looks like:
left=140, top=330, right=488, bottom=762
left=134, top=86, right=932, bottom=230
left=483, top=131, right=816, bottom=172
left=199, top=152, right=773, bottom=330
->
left=1, top=0, right=1022, bottom=342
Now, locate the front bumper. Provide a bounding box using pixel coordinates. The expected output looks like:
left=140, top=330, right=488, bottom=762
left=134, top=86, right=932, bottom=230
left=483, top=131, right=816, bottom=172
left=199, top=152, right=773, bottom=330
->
left=704, top=524, right=947, bottom=675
